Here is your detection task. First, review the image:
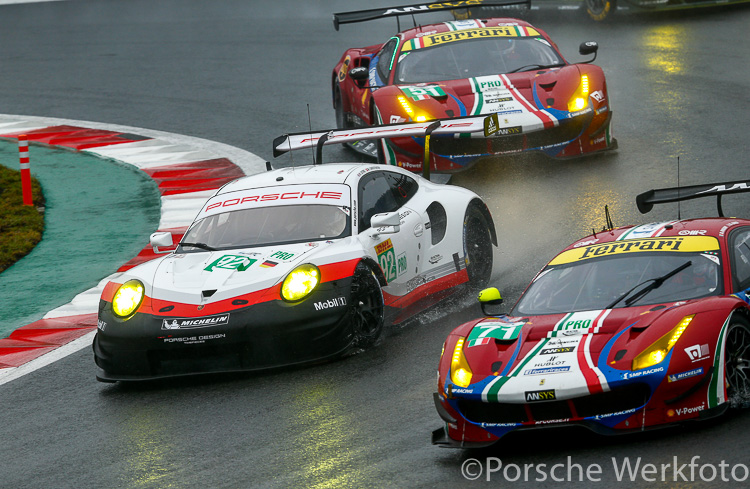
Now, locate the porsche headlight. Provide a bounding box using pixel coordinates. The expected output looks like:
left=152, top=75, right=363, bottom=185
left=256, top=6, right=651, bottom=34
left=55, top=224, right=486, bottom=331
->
left=632, top=315, right=694, bottom=370
left=450, top=337, right=473, bottom=388
left=112, top=279, right=145, bottom=319
left=567, top=74, right=590, bottom=112
left=281, top=264, right=320, bottom=302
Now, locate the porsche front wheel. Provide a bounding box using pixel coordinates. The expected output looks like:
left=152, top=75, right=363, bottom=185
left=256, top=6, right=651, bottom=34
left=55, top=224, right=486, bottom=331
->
left=585, top=0, right=616, bottom=21
left=725, top=318, right=750, bottom=408
left=463, top=206, right=493, bottom=288
left=350, top=264, right=385, bottom=348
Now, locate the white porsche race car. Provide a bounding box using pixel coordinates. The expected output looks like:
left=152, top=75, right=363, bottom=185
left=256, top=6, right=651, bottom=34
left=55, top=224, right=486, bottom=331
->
left=94, top=123, right=497, bottom=381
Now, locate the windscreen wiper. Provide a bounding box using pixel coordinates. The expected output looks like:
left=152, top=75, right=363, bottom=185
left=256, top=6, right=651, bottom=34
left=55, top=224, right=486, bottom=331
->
left=179, top=242, right=217, bottom=252
left=506, top=62, right=565, bottom=74
left=605, top=261, right=692, bottom=310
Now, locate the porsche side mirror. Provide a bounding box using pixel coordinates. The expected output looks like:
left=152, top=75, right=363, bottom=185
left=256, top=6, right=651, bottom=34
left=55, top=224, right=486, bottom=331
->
left=370, top=211, right=401, bottom=237
left=150, top=231, right=173, bottom=254
left=349, top=66, right=368, bottom=81
left=579, top=41, right=598, bottom=63
left=478, top=287, right=504, bottom=316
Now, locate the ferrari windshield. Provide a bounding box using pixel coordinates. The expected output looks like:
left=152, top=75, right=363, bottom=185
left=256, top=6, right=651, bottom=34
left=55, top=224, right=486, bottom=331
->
left=513, top=252, right=723, bottom=315
left=395, top=37, right=564, bottom=83
left=179, top=204, right=350, bottom=252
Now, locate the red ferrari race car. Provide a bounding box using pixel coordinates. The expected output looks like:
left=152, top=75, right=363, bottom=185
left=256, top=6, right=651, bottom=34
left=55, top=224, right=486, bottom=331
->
left=332, top=0, right=616, bottom=174
left=433, top=179, right=750, bottom=447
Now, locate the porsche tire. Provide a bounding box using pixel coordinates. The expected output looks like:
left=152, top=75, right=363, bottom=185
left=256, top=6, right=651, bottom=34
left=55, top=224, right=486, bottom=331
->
left=585, top=0, right=616, bottom=21
left=350, top=264, right=385, bottom=348
left=725, top=317, right=750, bottom=409
left=463, top=206, right=493, bottom=287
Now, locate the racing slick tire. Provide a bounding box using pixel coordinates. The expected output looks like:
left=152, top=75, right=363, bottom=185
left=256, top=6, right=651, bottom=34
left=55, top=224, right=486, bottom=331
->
left=725, top=316, right=750, bottom=409
left=463, top=205, right=493, bottom=288
left=334, top=84, right=349, bottom=129
left=584, top=0, right=616, bottom=21
left=350, top=263, right=385, bottom=348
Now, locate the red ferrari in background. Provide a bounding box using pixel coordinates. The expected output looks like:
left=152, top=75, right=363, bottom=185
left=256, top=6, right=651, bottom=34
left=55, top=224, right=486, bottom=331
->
left=433, top=180, right=750, bottom=447
left=332, top=0, right=616, bottom=174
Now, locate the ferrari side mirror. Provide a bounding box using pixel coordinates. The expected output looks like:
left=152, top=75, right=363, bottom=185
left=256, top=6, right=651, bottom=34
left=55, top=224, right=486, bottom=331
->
left=579, top=41, right=599, bottom=63
left=478, top=287, right=503, bottom=316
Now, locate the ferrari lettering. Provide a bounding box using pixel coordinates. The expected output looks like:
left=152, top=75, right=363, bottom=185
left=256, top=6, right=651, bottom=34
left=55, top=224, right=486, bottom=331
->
left=579, top=238, right=684, bottom=259
left=697, top=182, right=750, bottom=194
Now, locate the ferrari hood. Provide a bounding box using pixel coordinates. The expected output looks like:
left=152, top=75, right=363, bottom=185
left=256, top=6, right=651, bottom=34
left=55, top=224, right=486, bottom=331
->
left=460, top=306, right=675, bottom=403
left=382, top=65, right=584, bottom=126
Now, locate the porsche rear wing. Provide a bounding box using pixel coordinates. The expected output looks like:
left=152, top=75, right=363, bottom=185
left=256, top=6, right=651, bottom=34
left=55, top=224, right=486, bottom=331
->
left=636, top=179, right=750, bottom=217
left=333, top=0, right=531, bottom=30
left=273, top=114, right=502, bottom=179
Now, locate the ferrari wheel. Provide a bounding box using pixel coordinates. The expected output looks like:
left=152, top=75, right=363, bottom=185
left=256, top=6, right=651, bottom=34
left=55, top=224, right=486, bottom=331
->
left=585, top=0, right=616, bottom=21
left=725, top=318, right=750, bottom=408
left=334, top=85, right=348, bottom=129
left=350, top=264, right=385, bottom=348
left=464, top=206, right=493, bottom=287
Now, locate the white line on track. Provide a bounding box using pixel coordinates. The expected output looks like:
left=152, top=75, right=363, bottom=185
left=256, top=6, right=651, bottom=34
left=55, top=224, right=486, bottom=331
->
left=0, top=113, right=266, bottom=385
left=0, top=0, right=65, bottom=4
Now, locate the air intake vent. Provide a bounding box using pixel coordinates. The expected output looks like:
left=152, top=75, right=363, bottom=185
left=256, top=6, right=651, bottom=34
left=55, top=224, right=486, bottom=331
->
left=202, top=289, right=217, bottom=299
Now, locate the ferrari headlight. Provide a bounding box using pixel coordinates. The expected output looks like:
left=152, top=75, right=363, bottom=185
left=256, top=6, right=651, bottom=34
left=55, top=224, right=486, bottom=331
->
left=112, top=279, right=145, bottom=319
left=397, top=96, right=415, bottom=117
left=281, top=264, right=320, bottom=302
left=567, top=74, right=590, bottom=112
left=632, top=315, right=694, bottom=370
left=450, top=337, right=473, bottom=388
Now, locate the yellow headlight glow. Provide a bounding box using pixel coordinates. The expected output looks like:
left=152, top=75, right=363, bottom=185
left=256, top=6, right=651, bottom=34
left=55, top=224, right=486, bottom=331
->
left=450, top=337, right=473, bottom=388
left=112, top=279, right=145, bottom=318
left=632, top=315, right=694, bottom=370
left=281, top=264, right=320, bottom=302
left=568, top=74, right=590, bottom=112
left=397, top=96, right=414, bottom=116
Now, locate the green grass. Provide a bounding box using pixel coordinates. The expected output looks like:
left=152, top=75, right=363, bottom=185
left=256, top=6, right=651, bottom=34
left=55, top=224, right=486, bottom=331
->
left=0, top=164, right=45, bottom=272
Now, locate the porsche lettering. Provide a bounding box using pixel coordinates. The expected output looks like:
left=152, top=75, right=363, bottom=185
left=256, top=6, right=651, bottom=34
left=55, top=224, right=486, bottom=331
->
left=205, top=192, right=343, bottom=212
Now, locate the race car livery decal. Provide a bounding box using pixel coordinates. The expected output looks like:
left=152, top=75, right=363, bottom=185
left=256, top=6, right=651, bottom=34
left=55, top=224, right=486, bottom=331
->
left=202, top=184, right=351, bottom=216
left=708, top=313, right=732, bottom=408
left=444, top=19, right=483, bottom=31
left=466, top=320, right=525, bottom=347
left=548, top=309, right=610, bottom=337
left=617, top=221, right=679, bottom=240
left=268, top=250, right=296, bottom=262
left=375, top=238, right=398, bottom=282
left=162, top=313, right=230, bottom=330
left=400, top=85, right=446, bottom=101
left=204, top=255, right=256, bottom=272
left=401, top=26, right=541, bottom=51
left=549, top=236, right=721, bottom=265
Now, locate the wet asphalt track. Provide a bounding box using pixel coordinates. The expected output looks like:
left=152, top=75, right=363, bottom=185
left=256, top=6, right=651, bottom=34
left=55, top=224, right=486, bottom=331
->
left=1, top=1, right=750, bottom=487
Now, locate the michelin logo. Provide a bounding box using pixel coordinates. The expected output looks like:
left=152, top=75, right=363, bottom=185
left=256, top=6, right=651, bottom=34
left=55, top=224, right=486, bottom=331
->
left=668, top=367, right=703, bottom=382
left=162, top=313, right=230, bottom=330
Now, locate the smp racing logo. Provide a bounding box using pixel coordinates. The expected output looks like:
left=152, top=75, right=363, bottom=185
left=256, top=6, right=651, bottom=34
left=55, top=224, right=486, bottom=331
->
left=162, top=313, right=230, bottom=330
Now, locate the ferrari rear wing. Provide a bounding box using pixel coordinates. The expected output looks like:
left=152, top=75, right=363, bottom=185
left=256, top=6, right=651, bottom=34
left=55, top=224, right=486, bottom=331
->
left=636, top=179, right=750, bottom=217
left=333, top=0, right=531, bottom=30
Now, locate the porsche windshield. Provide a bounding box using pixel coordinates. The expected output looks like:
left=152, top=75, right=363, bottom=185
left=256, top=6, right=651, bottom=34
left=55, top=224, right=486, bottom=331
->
left=395, top=37, right=564, bottom=83
left=513, top=252, right=723, bottom=315
left=179, top=204, right=350, bottom=251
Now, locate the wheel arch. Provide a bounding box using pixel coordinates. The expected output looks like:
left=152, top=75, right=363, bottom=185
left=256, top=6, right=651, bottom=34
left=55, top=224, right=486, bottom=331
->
left=358, top=256, right=388, bottom=287
left=468, top=198, right=498, bottom=247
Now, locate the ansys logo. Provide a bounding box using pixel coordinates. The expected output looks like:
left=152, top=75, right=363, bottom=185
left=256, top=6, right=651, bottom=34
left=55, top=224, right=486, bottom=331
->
left=525, top=389, right=556, bottom=402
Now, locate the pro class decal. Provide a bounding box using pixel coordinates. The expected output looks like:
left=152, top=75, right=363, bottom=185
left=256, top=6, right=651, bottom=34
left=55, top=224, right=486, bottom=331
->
left=162, top=313, right=230, bottom=330
left=205, top=255, right=256, bottom=272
